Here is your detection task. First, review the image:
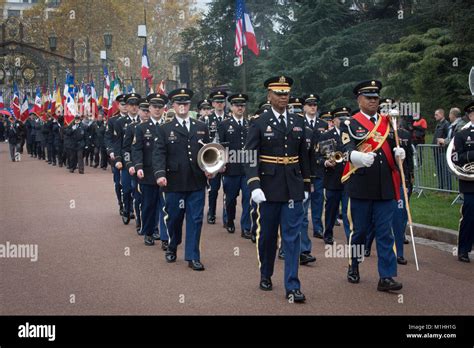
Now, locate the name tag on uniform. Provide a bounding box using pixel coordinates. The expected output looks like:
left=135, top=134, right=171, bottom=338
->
left=292, top=127, right=302, bottom=132
left=168, top=131, right=177, bottom=141
left=197, top=130, right=205, bottom=135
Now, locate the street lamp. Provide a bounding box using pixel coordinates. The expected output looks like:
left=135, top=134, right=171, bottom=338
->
left=104, top=32, right=113, bottom=50
left=48, top=33, right=57, bottom=52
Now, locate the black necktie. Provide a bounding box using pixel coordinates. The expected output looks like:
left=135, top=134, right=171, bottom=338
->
left=182, top=120, right=189, bottom=133
left=218, top=116, right=222, bottom=123
left=279, top=115, right=286, bottom=127
left=310, top=120, right=314, bottom=129
left=370, top=117, right=376, bottom=125
left=238, top=120, right=242, bottom=127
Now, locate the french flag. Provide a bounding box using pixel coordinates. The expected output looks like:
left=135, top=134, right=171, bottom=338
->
left=141, top=43, right=153, bottom=82
left=234, top=0, right=259, bottom=66
left=64, top=73, right=77, bottom=125
left=32, top=87, right=43, bottom=116
left=102, top=67, right=110, bottom=117
left=11, top=83, right=20, bottom=119
left=20, top=93, right=29, bottom=123
left=90, top=80, right=98, bottom=118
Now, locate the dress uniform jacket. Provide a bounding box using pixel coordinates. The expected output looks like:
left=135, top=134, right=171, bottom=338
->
left=454, top=123, right=474, bottom=193
left=207, top=112, right=228, bottom=140
left=306, top=117, right=328, bottom=179
left=397, top=128, right=414, bottom=186
left=104, top=114, right=123, bottom=157
left=92, top=120, right=106, bottom=149
left=244, top=110, right=311, bottom=202
left=318, top=128, right=345, bottom=191
left=340, top=114, right=399, bottom=200
left=217, top=117, right=248, bottom=176
left=152, top=118, right=210, bottom=192
left=34, top=119, right=45, bottom=143
left=132, top=121, right=160, bottom=185
left=113, top=115, right=138, bottom=166
left=122, top=120, right=140, bottom=171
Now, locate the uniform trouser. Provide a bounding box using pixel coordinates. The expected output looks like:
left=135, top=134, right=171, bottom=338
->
left=310, top=177, right=324, bottom=235
left=208, top=173, right=226, bottom=222
left=250, top=200, right=258, bottom=238
left=392, top=186, right=412, bottom=259
left=289, top=198, right=312, bottom=254
left=222, top=175, right=251, bottom=231
left=348, top=198, right=397, bottom=278
left=121, top=168, right=133, bottom=215
left=112, top=166, right=122, bottom=207
left=26, top=139, right=33, bottom=154
left=155, top=190, right=167, bottom=240
left=459, top=192, right=474, bottom=255
left=35, top=141, right=44, bottom=159
left=9, top=143, right=19, bottom=161
left=31, top=137, right=36, bottom=156
left=140, top=183, right=159, bottom=237
left=94, top=147, right=108, bottom=168
left=324, top=189, right=350, bottom=241
left=257, top=200, right=303, bottom=292
left=19, top=137, right=25, bottom=153
left=47, top=142, right=53, bottom=163
left=131, top=176, right=141, bottom=227
left=163, top=189, right=205, bottom=261
left=70, top=149, right=84, bottom=172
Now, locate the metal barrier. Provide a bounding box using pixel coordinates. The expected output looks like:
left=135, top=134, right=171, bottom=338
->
left=413, top=144, right=461, bottom=204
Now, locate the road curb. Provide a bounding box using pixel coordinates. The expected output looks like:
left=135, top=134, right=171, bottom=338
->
left=409, top=223, right=458, bottom=245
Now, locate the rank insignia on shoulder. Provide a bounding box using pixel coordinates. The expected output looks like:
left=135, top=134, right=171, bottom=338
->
left=342, top=132, right=350, bottom=144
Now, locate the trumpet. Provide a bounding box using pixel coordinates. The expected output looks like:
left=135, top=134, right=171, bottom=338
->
left=197, top=131, right=227, bottom=175
left=327, top=151, right=345, bottom=163
left=318, top=139, right=346, bottom=163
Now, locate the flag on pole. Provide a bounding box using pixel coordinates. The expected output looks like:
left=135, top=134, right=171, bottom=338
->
left=234, top=0, right=259, bottom=66
left=102, top=67, right=110, bottom=118
left=11, top=83, right=20, bottom=119
left=0, top=90, right=4, bottom=109
left=90, top=79, right=98, bottom=118
left=32, top=86, right=43, bottom=117
left=64, top=73, right=77, bottom=125
left=20, top=92, right=29, bottom=123
left=157, top=80, right=166, bottom=95
left=141, top=43, right=153, bottom=82
left=51, top=78, right=62, bottom=117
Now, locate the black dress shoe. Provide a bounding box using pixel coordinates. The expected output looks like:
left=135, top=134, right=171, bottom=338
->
left=347, top=264, right=360, bottom=284
left=364, top=249, right=371, bottom=257
left=278, top=248, right=285, bottom=260
left=377, top=277, right=403, bottom=292
left=69, top=169, right=74, bottom=173
left=161, top=240, right=169, bottom=251
left=324, top=238, right=334, bottom=245
left=144, top=235, right=154, bottom=246
left=119, top=205, right=124, bottom=216
left=404, top=237, right=409, bottom=244
left=335, top=219, right=341, bottom=226
left=241, top=230, right=252, bottom=239
left=188, top=260, right=205, bottom=271
left=286, top=289, right=306, bottom=303
left=207, top=215, right=216, bottom=224
left=300, top=253, right=316, bottom=265
left=313, top=232, right=324, bottom=239
left=165, top=251, right=177, bottom=263
left=458, top=254, right=470, bottom=263
left=397, top=256, right=408, bottom=265
left=130, top=212, right=135, bottom=220
left=79, top=170, right=84, bottom=174
left=122, top=213, right=130, bottom=225
left=226, top=221, right=235, bottom=233
left=152, top=233, right=160, bottom=240
left=259, top=278, right=272, bottom=291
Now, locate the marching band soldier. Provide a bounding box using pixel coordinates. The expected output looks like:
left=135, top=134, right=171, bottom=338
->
left=123, top=97, right=147, bottom=233
left=206, top=90, right=228, bottom=225
left=340, top=80, right=404, bottom=292
left=147, top=93, right=169, bottom=248
left=453, top=101, right=474, bottom=263
left=289, top=97, right=304, bottom=115
left=304, top=95, right=328, bottom=239
left=105, top=94, right=127, bottom=216
left=152, top=88, right=211, bottom=271
left=245, top=76, right=311, bottom=302
left=197, top=99, right=212, bottom=125
left=133, top=93, right=169, bottom=247
left=217, top=93, right=251, bottom=238
left=113, top=93, right=141, bottom=225
left=318, top=107, right=351, bottom=244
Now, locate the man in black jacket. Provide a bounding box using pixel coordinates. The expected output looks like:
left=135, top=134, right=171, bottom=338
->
left=66, top=115, right=86, bottom=174
left=432, top=108, right=451, bottom=190
left=452, top=102, right=474, bottom=263
left=152, top=88, right=211, bottom=271
left=7, top=117, right=20, bottom=162
left=92, top=114, right=107, bottom=169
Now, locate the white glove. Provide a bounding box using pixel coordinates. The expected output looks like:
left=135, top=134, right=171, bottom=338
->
left=303, top=191, right=309, bottom=203
left=393, top=147, right=406, bottom=160
left=251, top=188, right=267, bottom=204
left=350, top=151, right=376, bottom=168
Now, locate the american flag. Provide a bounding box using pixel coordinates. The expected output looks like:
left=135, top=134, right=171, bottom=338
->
left=235, top=0, right=259, bottom=66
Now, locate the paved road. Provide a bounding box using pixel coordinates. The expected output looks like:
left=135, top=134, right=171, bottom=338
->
left=1, top=143, right=473, bottom=315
